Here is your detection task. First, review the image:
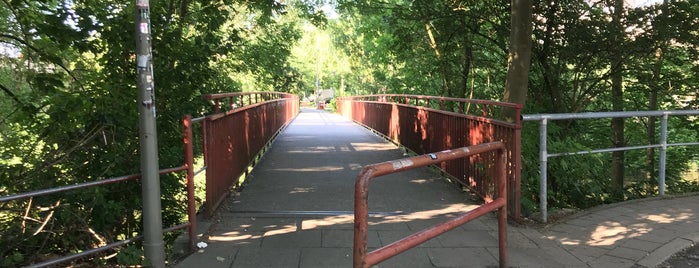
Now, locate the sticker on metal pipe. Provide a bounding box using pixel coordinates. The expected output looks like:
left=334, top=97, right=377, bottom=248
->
left=391, top=159, right=414, bottom=170
left=137, top=55, right=148, bottom=68
left=140, top=23, right=149, bottom=34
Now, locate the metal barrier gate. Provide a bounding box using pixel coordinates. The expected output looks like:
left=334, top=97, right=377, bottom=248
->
left=338, top=94, right=522, bottom=220
left=353, top=142, right=508, bottom=268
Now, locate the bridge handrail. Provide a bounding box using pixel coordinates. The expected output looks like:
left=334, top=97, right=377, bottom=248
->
left=198, top=92, right=299, bottom=216
left=523, top=110, right=699, bottom=223
left=0, top=166, right=195, bottom=268
left=342, top=94, right=522, bottom=108
left=353, top=142, right=508, bottom=268
left=204, top=91, right=297, bottom=114
left=0, top=166, right=185, bottom=203
left=338, top=95, right=522, bottom=220
left=340, top=94, right=522, bottom=124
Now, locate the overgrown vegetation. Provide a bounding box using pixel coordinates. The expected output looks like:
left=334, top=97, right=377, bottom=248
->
left=0, top=0, right=322, bottom=265
left=1, top=0, right=698, bottom=265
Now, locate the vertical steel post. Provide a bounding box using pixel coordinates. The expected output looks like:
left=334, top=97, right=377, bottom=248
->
left=659, top=114, right=668, bottom=196
left=539, top=118, right=548, bottom=223
left=183, top=115, right=197, bottom=250
left=135, top=0, right=165, bottom=266
left=496, top=147, right=508, bottom=268
left=513, top=104, right=522, bottom=221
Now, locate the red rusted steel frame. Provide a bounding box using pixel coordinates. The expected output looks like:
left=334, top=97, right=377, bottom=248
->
left=513, top=110, right=521, bottom=218
left=183, top=115, right=197, bottom=251
left=202, top=93, right=298, bottom=217
left=337, top=95, right=522, bottom=220
left=354, top=142, right=508, bottom=268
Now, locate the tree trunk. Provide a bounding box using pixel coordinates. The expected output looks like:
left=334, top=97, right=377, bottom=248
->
left=646, top=47, right=662, bottom=183
left=461, top=41, right=472, bottom=100
left=610, top=0, right=625, bottom=198
left=424, top=22, right=450, bottom=98
left=539, top=1, right=565, bottom=113
left=503, top=0, right=533, bottom=121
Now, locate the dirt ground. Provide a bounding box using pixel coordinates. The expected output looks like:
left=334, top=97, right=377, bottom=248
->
left=658, top=243, right=699, bottom=268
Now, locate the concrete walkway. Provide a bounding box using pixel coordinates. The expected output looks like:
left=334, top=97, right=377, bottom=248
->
left=173, top=108, right=699, bottom=268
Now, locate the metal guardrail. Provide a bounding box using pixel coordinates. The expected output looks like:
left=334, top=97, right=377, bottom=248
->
left=0, top=166, right=186, bottom=203
left=0, top=166, right=194, bottom=268
left=338, top=94, right=522, bottom=220
left=204, top=91, right=295, bottom=114
left=200, top=92, right=299, bottom=217
left=523, top=110, right=699, bottom=223
left=353, top=142, right=508, bottom=268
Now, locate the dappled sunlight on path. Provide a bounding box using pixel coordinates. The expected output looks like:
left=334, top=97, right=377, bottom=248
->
left=539, top=195, right=699, bottom=267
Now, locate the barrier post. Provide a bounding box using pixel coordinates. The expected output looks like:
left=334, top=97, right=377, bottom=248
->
left=183, top=115, right=197, bottom=250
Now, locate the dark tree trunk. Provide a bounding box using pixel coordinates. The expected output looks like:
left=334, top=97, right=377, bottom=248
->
left=610, top=0, right=625, bottom=198
left=646, top=47, right=663, bottom=183
left=503, top=0, right=533, bottom=122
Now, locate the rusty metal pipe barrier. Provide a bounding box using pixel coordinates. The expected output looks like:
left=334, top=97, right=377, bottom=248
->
left=354, top=142, right=508, bottom=268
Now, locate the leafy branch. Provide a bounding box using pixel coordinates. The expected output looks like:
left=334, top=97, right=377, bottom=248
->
left=0, top=33, right=85, bottom=92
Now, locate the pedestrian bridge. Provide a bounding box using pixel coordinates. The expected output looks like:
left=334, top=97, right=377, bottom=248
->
left=3, top=92, right=698, bottom=267
left=173, top=102, right=699, bottom=268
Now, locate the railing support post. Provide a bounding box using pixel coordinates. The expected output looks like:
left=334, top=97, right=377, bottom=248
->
left=183, top=115, right=197, bottom=250
left=659, top=114, right=668, bottom=196
left=496, top=146, right=508, bottom=268
left=539, top=118, right=548, bottom=223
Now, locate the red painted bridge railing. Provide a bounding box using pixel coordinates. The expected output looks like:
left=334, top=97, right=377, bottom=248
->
left=354, top=142, right=508, bottom=268
left=337, top=94, right=522, bottom=220
left=197, top=92, right=298, bottom=217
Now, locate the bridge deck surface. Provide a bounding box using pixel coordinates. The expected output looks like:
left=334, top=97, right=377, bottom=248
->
left=174, top=108, right=699, bottom=268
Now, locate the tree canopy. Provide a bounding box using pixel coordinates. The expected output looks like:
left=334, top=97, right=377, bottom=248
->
left=1, top=0, right=698, bottom=265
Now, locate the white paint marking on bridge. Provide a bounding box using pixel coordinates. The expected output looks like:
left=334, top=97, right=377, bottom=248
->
left=390, top=159, right=414, bottom=170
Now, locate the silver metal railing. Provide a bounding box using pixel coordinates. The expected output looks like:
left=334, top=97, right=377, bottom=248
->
left=523, top=110, right=699, bottom=223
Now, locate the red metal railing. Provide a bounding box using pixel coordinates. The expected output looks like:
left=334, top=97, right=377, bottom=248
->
left=337, top=94, right=522, bottom=220
left=354, top=142, right=508, bottom=268
left=200, top=92, right=299, bottom=217
left=0, top=165, right=195, bottom=267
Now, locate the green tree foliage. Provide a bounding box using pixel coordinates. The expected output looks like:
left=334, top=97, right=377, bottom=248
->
left=335, top=0, right=511, bottom=99
left=1, top=0, right=698, bottom=264
left=327, top=0, right=699, bottom=214
left=0, top=0, right=313, bottom=265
